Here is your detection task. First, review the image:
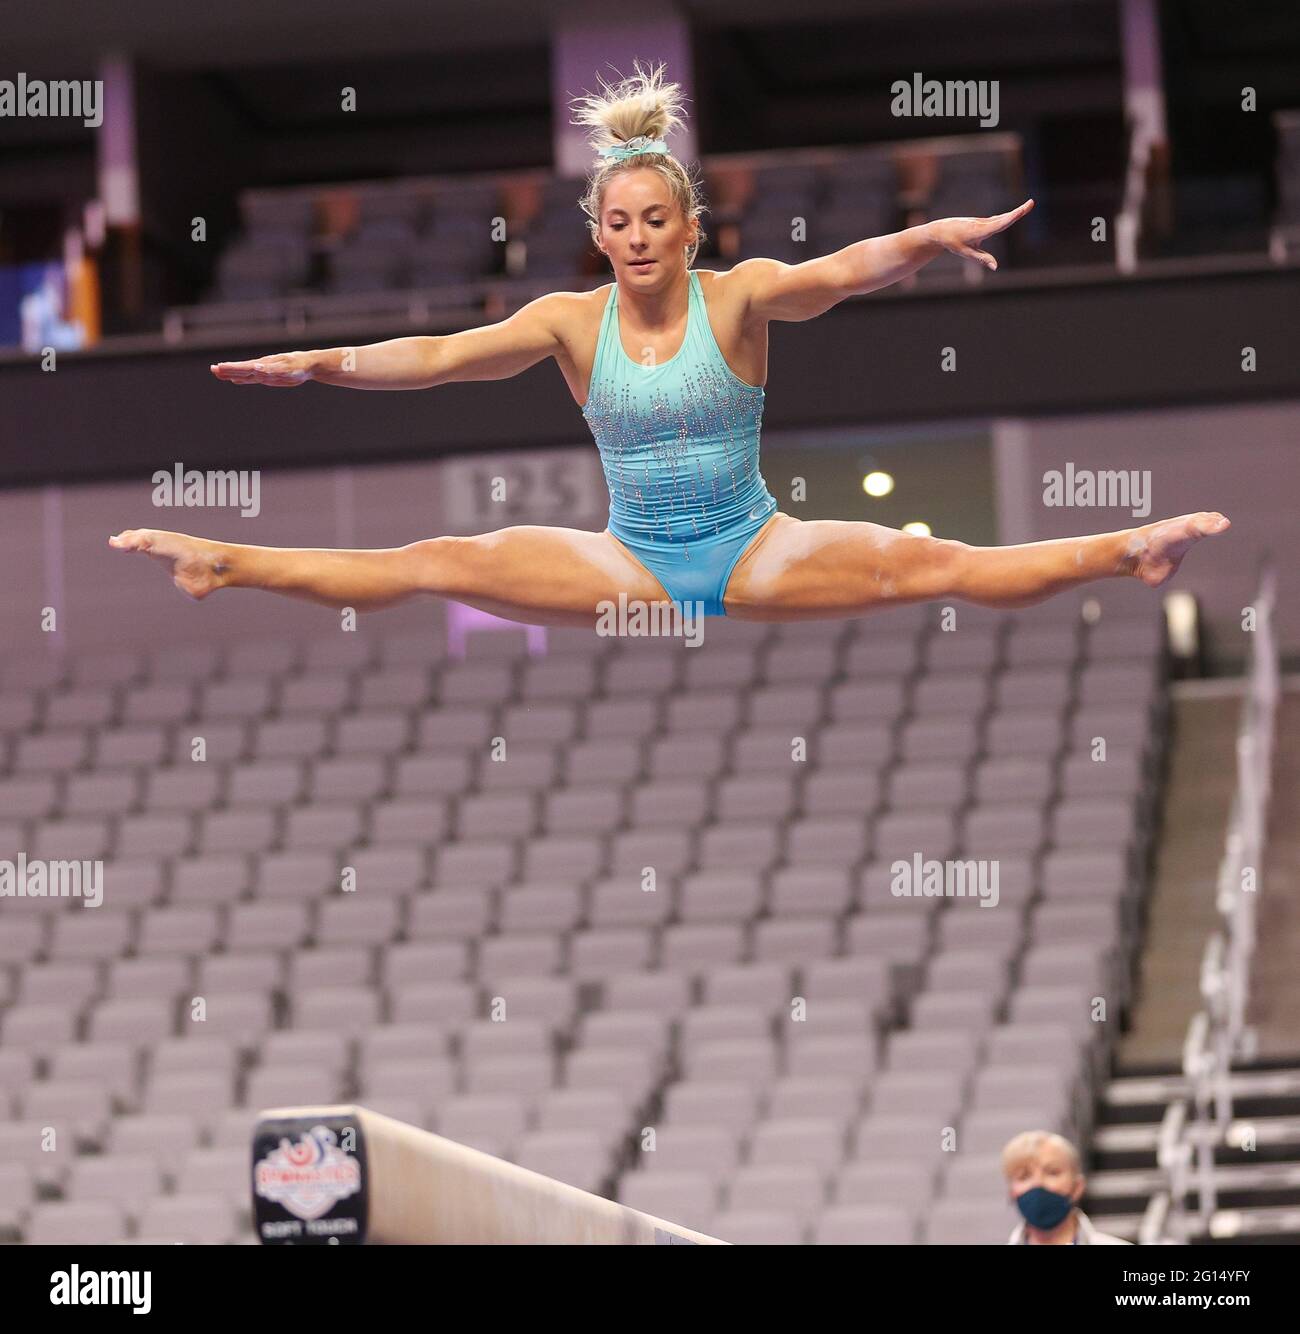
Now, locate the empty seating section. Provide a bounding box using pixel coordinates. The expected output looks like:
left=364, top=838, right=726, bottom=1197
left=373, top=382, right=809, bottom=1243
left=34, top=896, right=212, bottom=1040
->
left=0, top=583, right=1167, bottom=1243
left=213, top=181, right=503, bottom=304
left=198, top=140, right=1016, bottom=313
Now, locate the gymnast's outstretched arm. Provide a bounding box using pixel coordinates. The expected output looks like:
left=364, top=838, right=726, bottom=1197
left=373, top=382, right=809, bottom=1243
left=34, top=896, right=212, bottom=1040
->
left=731, top=199, right=1035, bottom=323
left=207, top=290, right=574, bottom=390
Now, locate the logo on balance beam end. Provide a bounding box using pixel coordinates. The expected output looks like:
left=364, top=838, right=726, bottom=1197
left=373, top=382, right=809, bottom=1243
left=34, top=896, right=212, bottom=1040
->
left=253, top=1117, right=367, bottom=1244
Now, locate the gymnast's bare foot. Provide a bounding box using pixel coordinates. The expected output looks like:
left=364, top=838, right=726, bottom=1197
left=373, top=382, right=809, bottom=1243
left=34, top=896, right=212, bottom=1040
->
left=108, top=528, right=230, bottom=600
left=1124, top=511, right=1230, bottom=588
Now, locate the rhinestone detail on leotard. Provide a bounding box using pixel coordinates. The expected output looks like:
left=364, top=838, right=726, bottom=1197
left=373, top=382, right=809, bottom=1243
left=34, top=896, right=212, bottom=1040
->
left=582, top=271, right=776, bottom=555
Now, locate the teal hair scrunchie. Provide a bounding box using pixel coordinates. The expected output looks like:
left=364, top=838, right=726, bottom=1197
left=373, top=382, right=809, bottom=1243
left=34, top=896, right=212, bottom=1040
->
left=598, top=135, right=669, bottom=161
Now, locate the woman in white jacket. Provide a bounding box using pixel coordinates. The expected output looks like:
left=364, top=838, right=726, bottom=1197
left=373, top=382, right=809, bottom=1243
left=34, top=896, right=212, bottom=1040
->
left=1003, top=1131, right=1132, bottom=1245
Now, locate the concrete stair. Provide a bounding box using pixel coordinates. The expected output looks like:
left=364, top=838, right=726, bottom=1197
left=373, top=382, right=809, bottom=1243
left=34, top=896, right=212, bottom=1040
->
left=1119, top=688, right=1239, bottom=1067
left=1086, top=1059, right=1300, bottom=1244
left=1248, top=691, right=1300, bottom=1057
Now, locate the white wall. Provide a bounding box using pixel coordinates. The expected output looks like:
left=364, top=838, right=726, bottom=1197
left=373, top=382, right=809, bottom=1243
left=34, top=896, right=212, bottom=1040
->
left=993, top=399, right=1298, bottom=657
left=0, top=447, right=611, bottom=662
left=1, top=410, right=1291, bottom=664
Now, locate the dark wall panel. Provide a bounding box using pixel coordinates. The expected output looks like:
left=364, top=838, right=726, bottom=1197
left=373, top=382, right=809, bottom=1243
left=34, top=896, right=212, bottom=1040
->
left=1, top=266, right=1296, bottom=488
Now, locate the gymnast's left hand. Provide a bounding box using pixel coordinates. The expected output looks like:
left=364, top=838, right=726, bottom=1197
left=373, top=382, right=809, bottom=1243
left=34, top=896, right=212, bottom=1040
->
left=928, top=198, right=1034, bottom=272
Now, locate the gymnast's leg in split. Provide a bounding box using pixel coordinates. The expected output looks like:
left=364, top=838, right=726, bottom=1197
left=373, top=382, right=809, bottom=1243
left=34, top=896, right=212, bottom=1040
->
left=107, top=507, right=1229, bottom=628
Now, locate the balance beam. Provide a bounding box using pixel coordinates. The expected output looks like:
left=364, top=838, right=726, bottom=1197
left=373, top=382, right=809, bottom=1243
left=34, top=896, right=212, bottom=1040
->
left=251, top=1104, right=727, bottom=1245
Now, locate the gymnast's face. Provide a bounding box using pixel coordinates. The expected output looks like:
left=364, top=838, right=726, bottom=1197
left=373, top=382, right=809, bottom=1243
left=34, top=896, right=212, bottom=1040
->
left=597, top=169, right=697, bottom=284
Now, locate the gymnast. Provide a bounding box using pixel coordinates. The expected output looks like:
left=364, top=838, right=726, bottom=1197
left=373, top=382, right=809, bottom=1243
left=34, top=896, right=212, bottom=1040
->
left=110, top=62, right=1228, bottom=626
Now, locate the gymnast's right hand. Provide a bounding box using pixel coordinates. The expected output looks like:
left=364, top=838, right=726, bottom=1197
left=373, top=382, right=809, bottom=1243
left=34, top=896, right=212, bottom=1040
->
left=210, top=351, right=315, bottom=386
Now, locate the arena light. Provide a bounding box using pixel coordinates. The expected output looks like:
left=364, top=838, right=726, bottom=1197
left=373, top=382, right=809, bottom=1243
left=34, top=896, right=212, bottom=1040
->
left=862, top=470, right=895, bottom=497
left=1164, top=589, right=1200, bottom=660
left=902, top=520, right=931, bottom=537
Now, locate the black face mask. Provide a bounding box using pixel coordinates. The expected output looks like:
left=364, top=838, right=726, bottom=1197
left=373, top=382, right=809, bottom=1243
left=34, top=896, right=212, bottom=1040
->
left=1015, top=1186, right=1074, bottom=1230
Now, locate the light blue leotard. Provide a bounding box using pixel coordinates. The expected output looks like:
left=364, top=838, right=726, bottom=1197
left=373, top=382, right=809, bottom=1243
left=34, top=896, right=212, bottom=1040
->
left=581, top=269, right=780, bottom=616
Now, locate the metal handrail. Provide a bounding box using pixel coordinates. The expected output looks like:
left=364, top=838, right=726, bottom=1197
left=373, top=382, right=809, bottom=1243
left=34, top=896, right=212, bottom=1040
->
left=1138, top=1190, right=1174, bottom=1246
